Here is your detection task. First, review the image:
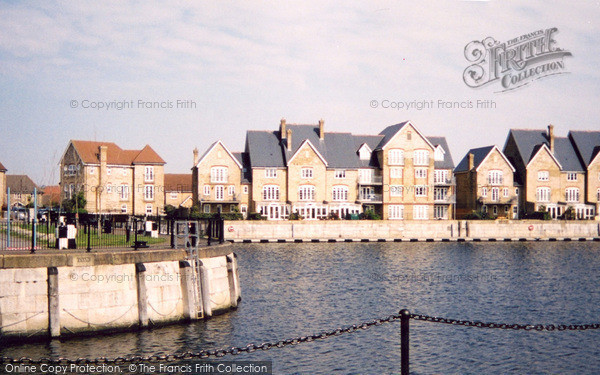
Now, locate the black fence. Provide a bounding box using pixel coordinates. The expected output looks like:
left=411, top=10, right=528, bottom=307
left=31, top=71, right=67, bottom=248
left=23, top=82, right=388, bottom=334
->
left=0, top=214, right=224, bottom=252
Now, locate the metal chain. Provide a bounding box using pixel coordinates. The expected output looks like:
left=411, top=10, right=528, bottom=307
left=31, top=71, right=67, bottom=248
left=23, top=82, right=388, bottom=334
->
left=0, top=313, right=403, bottom=365
left=410, top=313, right=600, bottom=331
left=2, top=311, right=599, bottom=365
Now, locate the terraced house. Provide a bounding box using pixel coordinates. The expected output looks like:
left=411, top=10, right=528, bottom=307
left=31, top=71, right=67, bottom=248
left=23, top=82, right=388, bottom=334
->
left=6, top=175, right=41, bottom=208
left=503, top=125, right=596, bottom=219
left=60, top=140, right=166, bottom=215
left=192, top=119, right=455, bottom=220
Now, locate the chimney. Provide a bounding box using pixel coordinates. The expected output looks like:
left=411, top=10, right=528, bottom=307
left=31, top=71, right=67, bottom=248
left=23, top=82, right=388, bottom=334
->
left=193, top=147, right=199, bottom=166
left=99, top=146, right=107, bottom=164
left=287, top=129, right=292, bottom=150
left=280, top=118, right=286, bottom=139
left=319, top=119, right=324, bottom=140
left=468, top=152, right=474, bottom=170
left=548, top=124, right=555, bottom=152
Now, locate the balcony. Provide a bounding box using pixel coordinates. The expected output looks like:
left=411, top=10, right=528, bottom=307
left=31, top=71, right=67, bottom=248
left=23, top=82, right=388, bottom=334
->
left=358, top=193, right=383, bottom=203
left=478, top=196, right=517, bottom=205
left=434, top=195, right=456, bottom=204
left=357, top=175, right=383, bottom=185
left=434, top=176, right=456, bottom=186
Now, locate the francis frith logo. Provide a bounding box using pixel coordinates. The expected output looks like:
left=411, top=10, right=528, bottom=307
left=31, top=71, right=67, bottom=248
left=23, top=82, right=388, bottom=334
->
left=463, top=28, right=572, bottom=92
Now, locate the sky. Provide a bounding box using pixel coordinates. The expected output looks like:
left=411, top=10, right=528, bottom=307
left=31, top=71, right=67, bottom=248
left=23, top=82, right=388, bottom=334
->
left=0, top=1, right=599, bottom=187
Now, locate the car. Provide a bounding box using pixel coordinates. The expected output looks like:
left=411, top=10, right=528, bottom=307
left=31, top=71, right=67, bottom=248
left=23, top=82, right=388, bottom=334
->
left=10, top=206, right=28, bottom=220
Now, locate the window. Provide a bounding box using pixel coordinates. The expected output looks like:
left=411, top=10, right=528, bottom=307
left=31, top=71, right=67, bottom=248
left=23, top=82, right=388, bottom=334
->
left=536, top=187, right=550, bottom=202
left=388, top=149, right=405, bottom=165
left=228, top=185, right=235, bottom=196
left=491, top=187, right=499, bottom=202
left=122, top=168, right=127, bottom=176
left=434, top=187, right=447, bottom=201
left=334, top=170, right=346, bottom=179
left=89, top=168, right=95, bottom=175
left=106, top=184, right=113, bottom=194
left=240, top=205, right=248, bottom=216
left=434, top=147, right=444, bottom=161
left=332, top=186, right=349, bottom=201
left=515, top=188, right=519, bottom=196
left=503, top=188, right=509, bottom=197
left=106, top=168, right=111, bottom=175
left=415, top=168, right=427, bottom=179
left=211, top=167, right=228, bottom=183
left=415, top=186, right=427, bottom=197
left=215, top=185, right=224, bottom=200
left=388, top=205, right=404, bottom=220
left=505, top=205, right=509, bottom=213
left=144, top=185, right=154, bottom=201
left=119, top=184, right=129, bottom=201
left=170, top=191, right=178, bottom=200
left=413, top=205, right=428, bottom=220
left=66, top=164, right=76, bottom=176
left=390, top=185, right=403, bottom=197
left=203, top=185, right=210, bottom=195
left=265, top=169, right=277, bottom=178
left=434, top=205, right=448, bottom=219
left=203, top=205, right=211, bottom=213
left=565, top=188, right=579, bottom=202
left=230, top=204, right=236, bottom=212
left=390, top=168, right=403, bottom=179
left=301, top=168, right=313, bottom=179
left=483, top=205, right=488, bottom=213
left=538, top=171, right=549, bottom=181
left=434, top=170, right=448, bottom=184
left=597, top=189, right=600, bottom=201
left=407, top=131, right=412, bottom=140
left=299, top=185, right=315, bottom=201
left=493, top=206, right=498, bottom=215
left=567, top=173, right=577, bottom=181
left=488, top=170, right=503, bottom=185
left=262, top=185, right=280, bottom=201
left=121, top=204, right=127, bottom=213
left=243, top=185, right=249, bottom=194
left=146, top=204, right=153, bottom=215
left=482, top=187, right=488, bottom=197
left=413, top=150, right=430, bottom=166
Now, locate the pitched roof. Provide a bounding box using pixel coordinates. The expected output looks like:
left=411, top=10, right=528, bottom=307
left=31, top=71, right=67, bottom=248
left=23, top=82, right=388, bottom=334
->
left=246, top=131, right=286, bottom=168
left=455, top=146, right=495, bottom=172
left=376, top=121, right=410, bottom=149
left=70, top=140, right=165, bottom=165
left=232, top=152, right=251, bottom=183
left=506, top=129, right=584, bottom=172
left=164, top=174, right=192, bottom=192
left=569, top=131, right=600, bottom=168
left=353, top=135, right=383, bottom=168
left=0, top=161, right=6, bottom=172
left=41, top=185, right=61, bottom=205
left=6, top=175, right=39, bottom=194
left=428, top=136, right=455, bottom=169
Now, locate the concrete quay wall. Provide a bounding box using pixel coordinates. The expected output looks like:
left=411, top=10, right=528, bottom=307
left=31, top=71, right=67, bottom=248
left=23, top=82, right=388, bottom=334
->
left=224, top=220, right=600, bottom=241
left=0, top=245, right=240, bottom=342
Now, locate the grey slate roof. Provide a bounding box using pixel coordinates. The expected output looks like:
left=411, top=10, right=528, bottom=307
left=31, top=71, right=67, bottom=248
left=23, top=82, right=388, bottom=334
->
left=428, top=136, right=454, bottom=169
left=376, top=122, right=409, bottom=149
left=507, top=129, right=584, bottom=171
left=246, top=131, right=286, bottom=168
left=233, top=152, right=252, bottom=183
left=454, top=146, right=494, bottom=172
left=353, top=135, right=383, bottom=168
left=569, top=131, right=600, bottom=167
left=6, top=175, right=39, bottom=194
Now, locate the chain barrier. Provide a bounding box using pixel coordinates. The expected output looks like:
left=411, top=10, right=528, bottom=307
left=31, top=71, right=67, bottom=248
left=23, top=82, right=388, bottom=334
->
left=1, top=311, right=599, bottom=365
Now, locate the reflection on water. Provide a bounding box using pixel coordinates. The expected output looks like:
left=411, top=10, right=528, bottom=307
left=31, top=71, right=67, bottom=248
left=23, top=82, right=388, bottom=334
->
left=2, top=242, right=600, bottom=374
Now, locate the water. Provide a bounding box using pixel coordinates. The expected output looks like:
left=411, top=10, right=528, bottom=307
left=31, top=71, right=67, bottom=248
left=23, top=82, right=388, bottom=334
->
left=2, top=242, right=600, bottom=374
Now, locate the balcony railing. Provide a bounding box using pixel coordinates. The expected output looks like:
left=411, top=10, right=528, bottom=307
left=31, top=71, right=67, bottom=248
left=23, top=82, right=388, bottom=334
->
left=358, top=193, right=383, bottom=202
left=434, top=195, right=456, bottom=204
left=434, top=176, right=456, bottom=185
left=479, top=196, right=517, bottom=204
left=358, top=175, right=383, bottom=185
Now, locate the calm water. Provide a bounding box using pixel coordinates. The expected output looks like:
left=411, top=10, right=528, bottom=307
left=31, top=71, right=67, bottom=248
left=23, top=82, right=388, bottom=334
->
left=2, top=242, right=600, bottom=374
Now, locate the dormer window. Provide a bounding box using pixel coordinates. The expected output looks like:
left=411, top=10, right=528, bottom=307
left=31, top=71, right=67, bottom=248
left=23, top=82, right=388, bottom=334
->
left=434, top=146, right=445, bottom=161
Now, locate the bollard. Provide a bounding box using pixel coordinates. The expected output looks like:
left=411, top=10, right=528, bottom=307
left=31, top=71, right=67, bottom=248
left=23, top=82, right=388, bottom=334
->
left=86, top=222, right=91, bottom=252
left=170, top=220, right=175, bottom=249
left=400, top=309, right=410, bottom=375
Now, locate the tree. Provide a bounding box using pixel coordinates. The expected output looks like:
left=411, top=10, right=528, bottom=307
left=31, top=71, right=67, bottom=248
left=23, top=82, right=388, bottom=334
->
left=62, top=192, right=87, bottom=213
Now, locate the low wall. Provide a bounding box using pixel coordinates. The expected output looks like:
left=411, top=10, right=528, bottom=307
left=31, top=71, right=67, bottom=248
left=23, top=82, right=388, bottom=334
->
left=0, top=245, right=240, bottom=342
left=224, top=220, right=600, bottom=241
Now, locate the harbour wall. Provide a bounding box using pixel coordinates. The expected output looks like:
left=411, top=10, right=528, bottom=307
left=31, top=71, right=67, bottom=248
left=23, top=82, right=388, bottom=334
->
left=224, top=220, right=600, bottom=242
left=0, top=245, right=240, bottom=342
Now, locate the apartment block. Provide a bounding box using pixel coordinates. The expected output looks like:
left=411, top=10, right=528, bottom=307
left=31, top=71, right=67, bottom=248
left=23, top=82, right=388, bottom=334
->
left=454, top=146, right=519, bottom=219
left=6, top=175, right=41, bottom=207
left=60, top=140, right=165, bottom=215
left=503, top=125, right=594, bottom=219
left=193, top=119, right=455, bottom=220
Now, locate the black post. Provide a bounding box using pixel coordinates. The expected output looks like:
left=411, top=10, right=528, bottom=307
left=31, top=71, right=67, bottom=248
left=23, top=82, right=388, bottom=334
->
left=170, top=219, right=175, bottom=249
left=207, top=219, right=212, bottom=246
left=400, top=309, right=410, bottom=375
left=30, top=221, right=36, bottom=254
left=126, top=223, right=130, bottom=243
left=134, top=218, right=139, bottom=250
left=219, top=218, right=224, bottom=244
left=86, top=222, right=91, bottom=252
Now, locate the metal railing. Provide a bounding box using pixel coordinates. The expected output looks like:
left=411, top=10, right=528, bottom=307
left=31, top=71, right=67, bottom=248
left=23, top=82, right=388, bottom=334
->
left=358, top=193, right=383, bottom=202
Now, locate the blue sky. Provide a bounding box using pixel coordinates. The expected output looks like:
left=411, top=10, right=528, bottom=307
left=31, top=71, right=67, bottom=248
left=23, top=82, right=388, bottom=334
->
left=0, top=1, right=599, bottom=186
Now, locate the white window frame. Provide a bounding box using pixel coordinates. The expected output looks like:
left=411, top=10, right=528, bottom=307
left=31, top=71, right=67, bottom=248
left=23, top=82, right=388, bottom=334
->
left=415, top=168, right=427, bottom=179
left=488, top=170, right=503, bottom=185
left=243, top=185, right=249, bottom=194
left=565, top=187, right=579, bottom=202
left=203, top=205, right=211, bottom=213
left=434, top=187, right=448, bottom=201
left=215, top=185, right=224, bottom=201
left=390, top=167, right=403, bottom=179
left=536, top=187, right=550, bottom=202
left=434, top=170, right=448, bottom=184
left=415, top=185, right=427, bottom=197
left=89, top=168, right=95, bottom=175
left=299, top=185, right=315, bottom=201
left=145, top=204, right=153, bottom=215
left=262, top=185, right=280, bottom=201
left=413, top=205, right=429, bottom=220
left=491, top=187, right=499, bottom=202
left=121, top=204, right=127, bottom=213
left=170, top=191, right=178, bottom=200
left=119, top=184, right=129, bottom=201
left=301, top=168, right=313, bottom=179
left=482, top=187, right=488, bottom=197
left=332, top=186, right=349, bottom=201
left=211, top=166, right=228, bottom=183
left=503, top=188, right=509, bottom=197
left=388, top=149, right=405, bottom=165
left=334, top=170, right=346, bottom=179
left=203, top=185, right=210, bottom=196
left=106, top=167, right=111, bottom=175
left=538, top=171, right=549, bottom=181
left=567, top=173, right=577, bottom=181
left=228, top=185, right=235, bottom=196
left=144, top=185, right=154, bottom=201
left=265, top=168, right=277, bottom=178
left=413, top=150, right=430, bottom=166
left=390, top=185, right=403, bottom=197
left=388, top=205, right=404, bottom=220
left=122, top=168, right=127, bottom=176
